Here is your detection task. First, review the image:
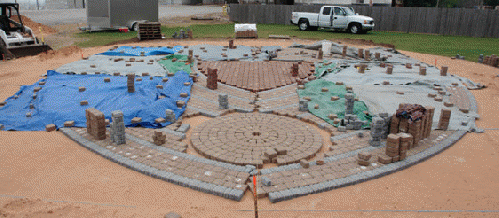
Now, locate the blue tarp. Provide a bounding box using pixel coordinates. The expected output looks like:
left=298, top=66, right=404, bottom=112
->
left=0, top=70, right=192, bottom=131
left=99, top=46, right=184, bottom=56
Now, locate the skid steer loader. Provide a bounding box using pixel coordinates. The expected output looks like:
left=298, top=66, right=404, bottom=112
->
left=0, top=3, right=51, bottom=60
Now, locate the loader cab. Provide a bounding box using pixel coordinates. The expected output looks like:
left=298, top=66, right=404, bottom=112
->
left=0, top=3, right=25, bottom=33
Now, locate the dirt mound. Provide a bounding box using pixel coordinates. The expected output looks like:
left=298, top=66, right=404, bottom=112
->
left=38, top=45, right=82, bottom=60
left=10, top=15, right=57, bottom=36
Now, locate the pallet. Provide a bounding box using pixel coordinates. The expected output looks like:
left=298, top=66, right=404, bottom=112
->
left=138, top=22, right=162, bottom=40
left=235, top=30, right=258, bottom=39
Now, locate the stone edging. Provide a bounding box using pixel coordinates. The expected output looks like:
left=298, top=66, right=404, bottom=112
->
left=267, top=130, right=467, bottom=203
left=60, top=128, right=247, bottom=201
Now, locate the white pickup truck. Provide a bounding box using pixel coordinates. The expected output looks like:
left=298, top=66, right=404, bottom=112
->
left=291, top=6, right=374, bottom=34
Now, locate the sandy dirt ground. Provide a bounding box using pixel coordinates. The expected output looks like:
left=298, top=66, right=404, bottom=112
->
left=1, top=38, right=499, bottom=218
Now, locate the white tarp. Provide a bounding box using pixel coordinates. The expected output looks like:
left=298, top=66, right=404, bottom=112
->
left=235, top=23, right=257, bottom=32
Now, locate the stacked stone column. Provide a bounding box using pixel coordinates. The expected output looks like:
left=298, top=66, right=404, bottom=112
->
left=423, top=106, right=435, bottom=138
left=408, top=119, right=422, bottom=148
left=165, top=109, right=176, bottom=123
left=127, top=73, right=135, bottom=93
left=318, top=48, right=323, bottom=60
left=219, top=93, right=229, bottom=109
left=379, top=113, right=391, bottom=139
left=291, top=63, right=299, bottom=77
left=207, top=68, right=218, bottom=90
left=440, top=66, right=448, bottom=76
left=345, top=93, right=355, bottom=115
left=153, top=130, right=166, bottom=145
left=385, top=134, right=400, bottom=159
left=299, top=98, right=308, bottom=112
left=369, top=116, right=384, bottom=147
left=85, top=108, right=106, bottom=140
left=110, top=110, right=126, bottom=145
left=437, top=109, right=452, bottom=130
left=398, top=133, right=412, bottom=160
left=342, top=46, right=347, bottom=58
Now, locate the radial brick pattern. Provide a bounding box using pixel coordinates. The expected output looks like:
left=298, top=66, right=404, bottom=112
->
left=190, top=113, right=323, bottom=166
left=197, top=61, right=315, bottom=92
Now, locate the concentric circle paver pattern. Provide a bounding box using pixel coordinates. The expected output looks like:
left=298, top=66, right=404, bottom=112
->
left=190, top=113, right=323, bottom=166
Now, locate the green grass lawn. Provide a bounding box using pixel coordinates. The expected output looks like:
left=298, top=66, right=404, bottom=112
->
left=74, top=23, right=499, bottom=63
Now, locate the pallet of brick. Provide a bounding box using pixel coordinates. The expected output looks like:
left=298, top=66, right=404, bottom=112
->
left=437, top=109, right=452, bottom=130
left=235, top=30, right=258, bottom=38
left=138, top=22, right=162, bottom=40
left=85, top=108, right=106, bottom=140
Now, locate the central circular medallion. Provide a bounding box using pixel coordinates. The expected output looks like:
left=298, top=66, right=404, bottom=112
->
left=190, top=113, right=323, bottom=166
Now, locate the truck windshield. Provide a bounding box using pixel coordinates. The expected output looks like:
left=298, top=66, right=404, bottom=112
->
left=344, top=8, right=355, bottom=16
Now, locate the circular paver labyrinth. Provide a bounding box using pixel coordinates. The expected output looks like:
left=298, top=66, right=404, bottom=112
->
left=190, top=113, right=323, bottom=166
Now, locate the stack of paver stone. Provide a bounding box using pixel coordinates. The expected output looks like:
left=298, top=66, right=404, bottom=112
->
left=85, top=108, right=106, bottom=140
left=481, top=54, right=498, bottom=67
left=357, top=152, right=371, bottom=166
left=291, top=63, right=299, bottom=77
left=207, top=68, right=218, bottom=90
left=153, top=130, right=166, bottom=145
left=110, top=110, right=126, bottom=145
left=345, top=93, right=354, bottom=115
left=127, top=73, right=135, bottom=93
left=437, top=109, right=452, bottom=130
left=299, top=98, right=308, bottom=112
left=344, top=114, right=366, bottom=130
left=381, top=132, right=412, bottom=163
left=389, top=104, right=435, bottom=148
left=369, top=116, right=384, bottom=147
left=219, top=94, right=229, bottom=109
left=165, top=109, right=176, bottom=123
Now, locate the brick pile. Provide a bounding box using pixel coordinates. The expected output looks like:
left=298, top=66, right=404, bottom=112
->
left=358, top=48, right=364, bottom=58
left=389, top=104, right=434, bottom=148
left=481, top=54, right=498, bottom=67
left=153, top=130, right=166, bottom=145
left=85, top=108, right=106, bottom=140
left=110, top=110, right=126, bottom=145
left=207, top=68, right=218, bottom=90
left=382, top=132, right=411, bottom=163
left=437, top=108, right=452, bottom=130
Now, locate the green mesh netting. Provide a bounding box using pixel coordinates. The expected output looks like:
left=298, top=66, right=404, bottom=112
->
left=297, top=78, right=372, bottom=128
left=158, top=54, right=193, bottom=74
left=315, top=61, right=340, bottom=78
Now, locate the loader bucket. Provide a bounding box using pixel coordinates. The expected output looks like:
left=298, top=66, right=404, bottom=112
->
left=7, top=45, right=52, bottom=59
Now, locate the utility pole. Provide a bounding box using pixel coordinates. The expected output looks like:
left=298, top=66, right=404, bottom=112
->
left=436, top=0, right=440, bottom=7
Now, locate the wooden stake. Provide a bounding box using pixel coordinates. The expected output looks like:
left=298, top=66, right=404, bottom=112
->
left=253, top=175, right=258, bottom=218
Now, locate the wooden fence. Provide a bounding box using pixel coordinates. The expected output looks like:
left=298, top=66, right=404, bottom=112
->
left=228, top=4, right=499, bottom=38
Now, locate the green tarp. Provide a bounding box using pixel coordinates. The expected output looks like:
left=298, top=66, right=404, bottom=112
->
left=297, top=79, right=372, bottom=128
left=158, top=54, right=193, bottom=74
left=315, top=61, right=340, bottom=78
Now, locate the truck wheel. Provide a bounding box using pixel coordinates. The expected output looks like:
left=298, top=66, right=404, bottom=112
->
left=298, top=20, right=310, bottom=31
left=349, top=23, right=362, bottom=34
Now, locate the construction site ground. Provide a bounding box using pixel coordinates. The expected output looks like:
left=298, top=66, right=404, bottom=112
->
left=1, top=16, right=499, bottom=218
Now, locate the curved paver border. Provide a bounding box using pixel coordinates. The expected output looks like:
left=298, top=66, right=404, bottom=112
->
left=60, top=128, right=249, bottom=201
left=267, top=130, right=467, bottom=203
